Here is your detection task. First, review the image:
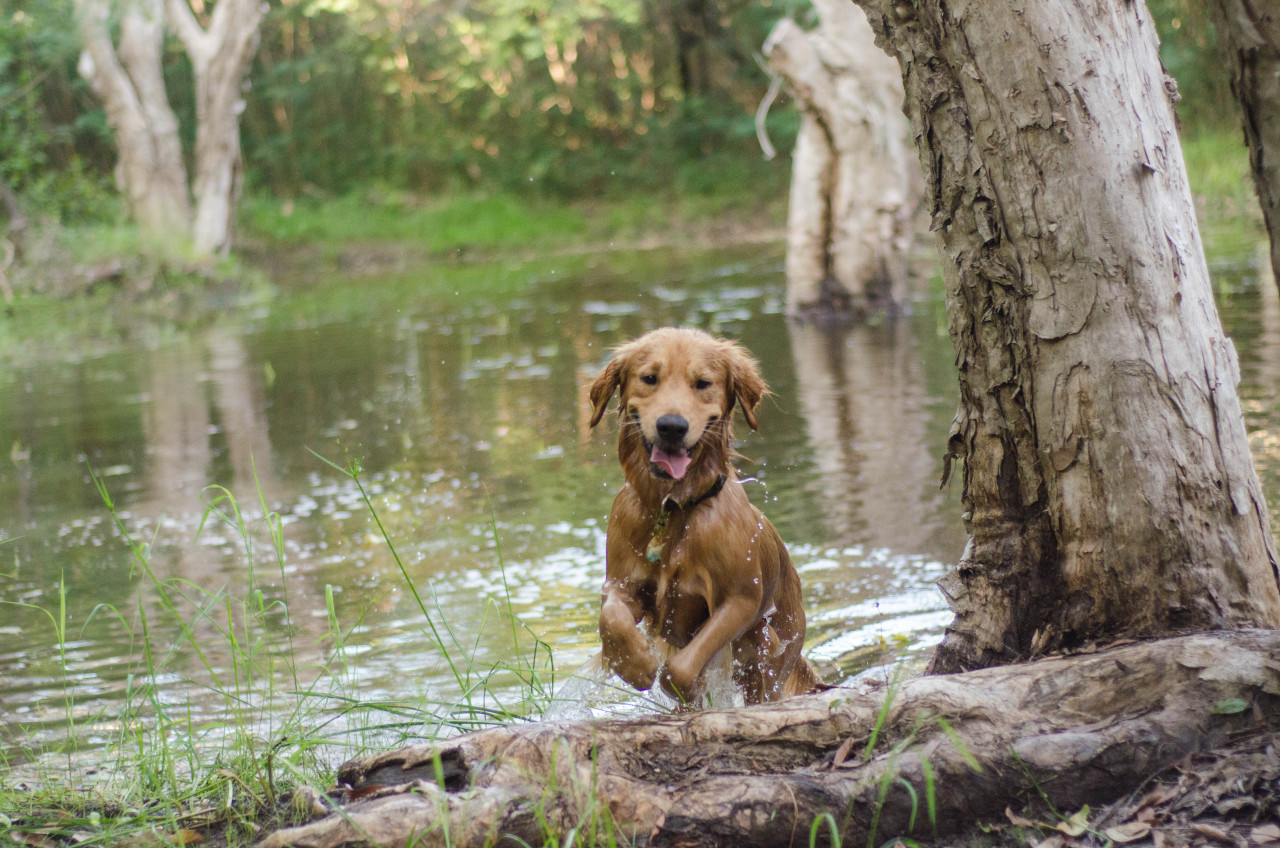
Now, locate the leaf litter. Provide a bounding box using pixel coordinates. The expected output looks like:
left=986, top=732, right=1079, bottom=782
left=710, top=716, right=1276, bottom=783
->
left=950, top=730, right=1280, bottom=848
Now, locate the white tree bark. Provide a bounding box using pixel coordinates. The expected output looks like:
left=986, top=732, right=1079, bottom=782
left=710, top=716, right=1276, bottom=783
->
left=75, top=0, right=192, bottom=239
left=167, top=0, right=265, bottom=255
left=73, top=0, right=263, bottom=256
left=849, top=0, right=1280, bottom=672
left=765, top=0, right=920, bottom=320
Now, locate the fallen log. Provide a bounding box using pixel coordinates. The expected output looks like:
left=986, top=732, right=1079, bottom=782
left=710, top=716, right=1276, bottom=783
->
left=259, top=630, right=1280, bottom=848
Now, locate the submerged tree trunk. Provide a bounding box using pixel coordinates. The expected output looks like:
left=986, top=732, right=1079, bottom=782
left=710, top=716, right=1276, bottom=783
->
left=764, top=0, right=919, bottom=320
left=844, top=0, right=1280, bottom=673
left=258, top=631, right=1280, bottom=848
left=75, top=0, right=192, bottom=240
left=1208, top=1, right=1280, bottom=291
left=167, top=0, right=265, bottom=256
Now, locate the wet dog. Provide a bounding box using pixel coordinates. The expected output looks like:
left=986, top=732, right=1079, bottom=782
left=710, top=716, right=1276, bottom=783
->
left=589, top=327, right=822, bottom=705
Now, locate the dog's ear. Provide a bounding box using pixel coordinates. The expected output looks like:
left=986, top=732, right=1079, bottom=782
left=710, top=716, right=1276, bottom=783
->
left=588, top=353, right=627, bottom=428
left=725, top=345, right=768, bottom=431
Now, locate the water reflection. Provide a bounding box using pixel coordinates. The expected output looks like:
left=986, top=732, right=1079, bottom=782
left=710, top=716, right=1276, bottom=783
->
left=788, top=320, right=957, bottom=556
left=2, top=242, right=1277, bottom=768
left=1219, top=244, right=1280, bottom=528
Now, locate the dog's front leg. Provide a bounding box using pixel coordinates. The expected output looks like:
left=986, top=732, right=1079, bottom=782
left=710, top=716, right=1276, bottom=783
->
left=600, top=581, right=659, bottom=691
left=660, top=594, right=758, bottom=703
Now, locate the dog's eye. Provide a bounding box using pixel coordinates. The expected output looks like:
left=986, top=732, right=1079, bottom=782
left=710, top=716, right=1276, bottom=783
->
left=694, top=378, right=712, bottom=391
left=640, top=374, right=658, bottom=386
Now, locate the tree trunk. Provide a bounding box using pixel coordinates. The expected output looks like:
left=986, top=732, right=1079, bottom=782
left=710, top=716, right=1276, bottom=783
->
left=1208, top=1, right=1280, bottom=293
left=765, top=0, right=920, bottom=320
left=258, top=630, right=1280, bottom=848
left=74, top=0, right=192, bottom=240
left=74, top=0, right=262, bottom=255
left=673, top=0, right=711, bottom=98
left=167, top=0, right=265, bottom=256
left=842, top=0, right=1280, bottom=673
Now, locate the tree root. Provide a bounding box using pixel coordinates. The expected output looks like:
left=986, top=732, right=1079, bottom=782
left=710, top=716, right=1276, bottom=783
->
left=258, top=630, right=1280, bottom=848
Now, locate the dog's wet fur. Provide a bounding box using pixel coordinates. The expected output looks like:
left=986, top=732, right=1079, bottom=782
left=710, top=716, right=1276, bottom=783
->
left=589, top=327, right=823, bottom=705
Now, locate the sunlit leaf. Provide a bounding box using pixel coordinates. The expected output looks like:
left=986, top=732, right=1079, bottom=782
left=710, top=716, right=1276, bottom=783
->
left=1252, top=823, right=1280, bottom=844
left=1104, top=821, right=1152, bottom=843
left=1053, top=807, right=1090, bottom=837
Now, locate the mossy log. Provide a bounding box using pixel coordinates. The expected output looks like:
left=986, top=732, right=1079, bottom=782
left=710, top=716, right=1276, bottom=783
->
left=257, top=630, right=1280, bottom=847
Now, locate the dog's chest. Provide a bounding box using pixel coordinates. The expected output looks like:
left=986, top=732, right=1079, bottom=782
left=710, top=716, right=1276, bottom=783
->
left=635, top=528, right=709, bottom=643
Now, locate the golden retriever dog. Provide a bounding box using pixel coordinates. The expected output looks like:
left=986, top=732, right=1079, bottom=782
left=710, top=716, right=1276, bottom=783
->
left=589, top=327, right=823, bottom=705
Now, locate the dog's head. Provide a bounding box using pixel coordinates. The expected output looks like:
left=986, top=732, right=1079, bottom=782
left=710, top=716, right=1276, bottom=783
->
left=588, top=328, right=768, bottom=481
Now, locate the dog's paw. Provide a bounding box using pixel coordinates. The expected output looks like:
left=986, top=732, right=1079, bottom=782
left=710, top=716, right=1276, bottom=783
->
left=658, top=657, right=706, bottom=705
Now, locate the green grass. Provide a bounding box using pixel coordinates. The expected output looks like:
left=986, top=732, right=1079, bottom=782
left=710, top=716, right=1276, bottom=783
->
left=1180, top=124, right=1268, bottom=259
left=0, top=455, right=556, bottom=847
left=240, top=191, right=589, bottom=251
left=1183, top=128, right=1253, bottom=209
left=238, top=185, right=788, bottom=257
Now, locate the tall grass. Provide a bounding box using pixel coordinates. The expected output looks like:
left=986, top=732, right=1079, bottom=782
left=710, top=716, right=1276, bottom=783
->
left=0, top=455, right=554, bottom=846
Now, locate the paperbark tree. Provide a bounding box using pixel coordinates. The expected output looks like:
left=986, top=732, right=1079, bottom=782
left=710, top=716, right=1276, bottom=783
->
left=1208, top=1, right=1280, bottom=291
left=764, top=0, right=920, bottom=320
left=73, top=0, right=263, bottom=255
left=844, top=0, right=1280, bottom=673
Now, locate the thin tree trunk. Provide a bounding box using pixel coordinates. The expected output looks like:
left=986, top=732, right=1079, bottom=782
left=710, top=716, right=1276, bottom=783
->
left=765, top=0, right=919, bottom=320
left=167, top=0, right=265, bottom=255
left=74, top=0, right=192, bottom=239
left=258, top=630, right=1280, bottom=848
left=1208, top=1, right=1280, bottom=293
left=844, top=0, right=1280, bottom=673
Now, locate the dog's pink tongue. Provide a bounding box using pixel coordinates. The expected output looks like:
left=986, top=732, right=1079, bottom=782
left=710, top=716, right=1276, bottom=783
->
left=651, top=446, right=692, bottom=480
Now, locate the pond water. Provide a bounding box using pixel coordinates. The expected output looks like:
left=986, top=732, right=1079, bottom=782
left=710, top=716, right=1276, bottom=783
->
left=1, top=241, right=1277, bottom=773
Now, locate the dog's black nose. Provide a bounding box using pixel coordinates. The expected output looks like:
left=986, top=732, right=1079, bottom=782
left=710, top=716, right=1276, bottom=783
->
left=655, top=414, right=689, bottom=444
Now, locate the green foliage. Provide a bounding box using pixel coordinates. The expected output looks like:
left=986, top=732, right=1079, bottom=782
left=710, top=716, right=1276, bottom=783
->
left=1147, top=0, right=1237, bottom=130
left=1181, top=126, right=1266, bottom=259
left=238, top=0, right=799, bottom=199
left=0, top=0, right=797, bottom=207
left=0, top=0, right=116, bottom=223
left=0, top=0, right=1256, bottom=250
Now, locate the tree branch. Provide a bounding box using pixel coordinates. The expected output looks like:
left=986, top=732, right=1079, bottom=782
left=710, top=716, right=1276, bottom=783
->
left=164, top=0, right=212, bottom=68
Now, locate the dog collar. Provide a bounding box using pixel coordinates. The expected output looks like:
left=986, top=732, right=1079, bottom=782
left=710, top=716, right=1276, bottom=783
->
left=646, top=474, right=728, bottom=562
left=661, top=473, right=728, bottom=514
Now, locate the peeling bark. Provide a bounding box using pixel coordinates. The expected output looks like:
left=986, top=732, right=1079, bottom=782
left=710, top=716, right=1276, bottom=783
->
left=259, top=631, right=1280, bottom=848
left=1208, top=1, right=1280, bottom=292
left=846, top=0, right=1280, bottom=672
left=765, top=1, right=921, bottom=321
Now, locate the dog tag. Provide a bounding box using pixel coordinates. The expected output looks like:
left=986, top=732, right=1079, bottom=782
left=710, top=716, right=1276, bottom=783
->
left=646, top=513, right=668, bottom=562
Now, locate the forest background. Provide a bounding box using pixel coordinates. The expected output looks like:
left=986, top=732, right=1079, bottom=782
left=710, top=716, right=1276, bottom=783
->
left=0, top=0, right=1245, bottom=265
left=3, top=2, right=1278, bottom=845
